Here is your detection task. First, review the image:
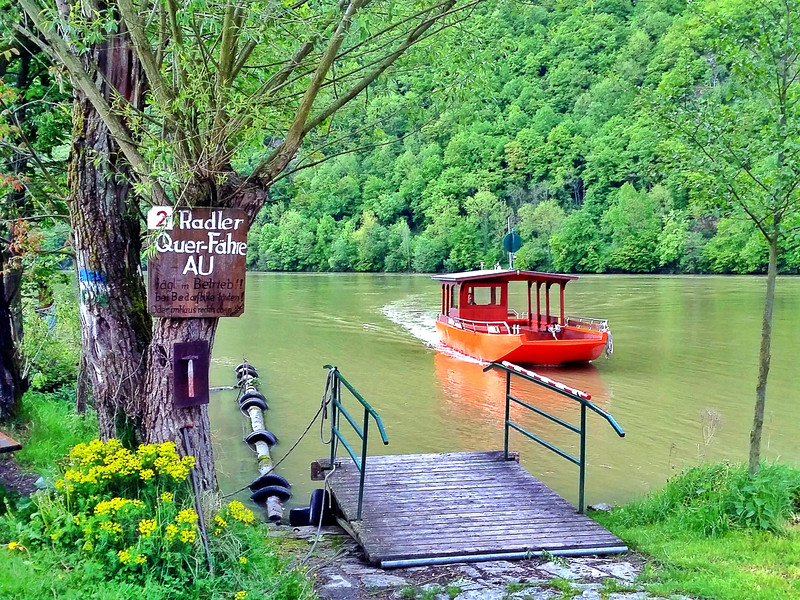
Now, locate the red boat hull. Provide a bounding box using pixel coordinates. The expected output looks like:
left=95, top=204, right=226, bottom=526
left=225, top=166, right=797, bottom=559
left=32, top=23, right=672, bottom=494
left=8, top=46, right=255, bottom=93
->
left=435, top=320, right=607, bottom=366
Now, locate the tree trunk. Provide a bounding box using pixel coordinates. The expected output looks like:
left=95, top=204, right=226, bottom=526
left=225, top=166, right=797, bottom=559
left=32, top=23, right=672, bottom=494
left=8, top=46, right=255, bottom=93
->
left=0, top=250, right=26, bottom=421
left=138, top=175, right=267, bottom=490
left=749, top=235, right=778, bottom=475
left=67, top=23, right=150, bottom=442
left=0, top=49, right=33, bottom=421
left=142, top=317, right=219, bottom=489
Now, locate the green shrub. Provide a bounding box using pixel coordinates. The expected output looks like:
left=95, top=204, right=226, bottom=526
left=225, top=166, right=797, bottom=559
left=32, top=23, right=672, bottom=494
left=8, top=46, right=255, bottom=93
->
left=607, top=463, right=800, bottom=535
left=1, top=439, right=313, bottom=599
left=21, top=284, right=81, bottom=392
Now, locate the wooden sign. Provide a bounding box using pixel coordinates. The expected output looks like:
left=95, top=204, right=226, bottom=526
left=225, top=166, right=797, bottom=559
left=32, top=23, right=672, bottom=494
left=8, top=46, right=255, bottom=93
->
left=148, top=207, right=249, bottom=318
left=173, top=340, right=210, bottom=408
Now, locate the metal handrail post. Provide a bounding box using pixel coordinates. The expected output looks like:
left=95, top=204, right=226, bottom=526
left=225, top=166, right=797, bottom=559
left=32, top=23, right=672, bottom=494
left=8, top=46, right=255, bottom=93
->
left=330, top=374, right=339, bottom=468
left=504, top=371, right=511, bottom=460
left=358, top=412, right=370, bottom=519
left=579, top=404, right=587, bottom=514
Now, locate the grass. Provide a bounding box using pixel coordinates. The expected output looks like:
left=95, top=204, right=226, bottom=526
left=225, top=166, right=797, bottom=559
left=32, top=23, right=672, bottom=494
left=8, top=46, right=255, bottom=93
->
left=0, top=529, right=314, bottom=600
left=595, top=462, right=800, bottom=600
left=545, top=577, right=579, bottom=598
left=10, top=388, right=98, bottom=474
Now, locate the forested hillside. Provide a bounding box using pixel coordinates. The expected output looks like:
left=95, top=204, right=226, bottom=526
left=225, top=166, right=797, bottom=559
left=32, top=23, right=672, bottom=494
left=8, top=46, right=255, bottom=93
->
left=246, top=0, right=799, bottom=274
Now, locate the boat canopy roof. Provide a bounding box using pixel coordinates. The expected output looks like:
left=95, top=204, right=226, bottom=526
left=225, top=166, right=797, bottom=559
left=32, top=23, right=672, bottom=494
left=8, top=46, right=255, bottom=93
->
left=431, top=269, right=578, bottom=285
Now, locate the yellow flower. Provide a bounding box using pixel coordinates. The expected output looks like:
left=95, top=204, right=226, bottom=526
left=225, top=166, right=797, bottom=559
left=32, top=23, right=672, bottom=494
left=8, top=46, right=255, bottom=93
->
left=134, top=553, right=147, bottom=565
left=234, top=592, right=248, bottom=600
left=176, top=509, right=198, bottom=524
left=99, top=521, right=123, bottom=536
left=213, top=528, right=222, bottom=535
left=179, top=529, right=197, bottom=544
left=214, top=515, right=228, bottom=528
left=165, top=524, right=178, bottom=541
left=228, top=501, right=255, bottom=525
left=7, top=541, right=22, bottom=551
left=160, top=492, right=174, bottom=502
left=138, top=519, right=157, bottom=538
left=239, top=556, right=247, bottom=565
left=118, top=549, right=132, bottom=565
left=139, top=469, right=155, bottom=481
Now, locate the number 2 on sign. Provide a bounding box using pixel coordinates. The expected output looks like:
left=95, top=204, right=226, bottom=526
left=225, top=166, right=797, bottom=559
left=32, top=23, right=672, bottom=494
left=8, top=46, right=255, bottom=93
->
left=147, top=206, right=174, bottom=230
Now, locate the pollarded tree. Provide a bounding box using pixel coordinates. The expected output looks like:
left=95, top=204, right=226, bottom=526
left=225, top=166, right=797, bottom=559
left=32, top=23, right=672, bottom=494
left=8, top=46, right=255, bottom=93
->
left=657, top=0, right=800, bottom=473
left=15, top=0, right=487, bottom=487
left=0, top=6, right=71, bottom=421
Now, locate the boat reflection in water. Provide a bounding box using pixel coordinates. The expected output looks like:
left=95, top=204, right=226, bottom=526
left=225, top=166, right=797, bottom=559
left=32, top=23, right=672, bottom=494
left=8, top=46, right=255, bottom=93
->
left=432, top=350, right=610, bottom=453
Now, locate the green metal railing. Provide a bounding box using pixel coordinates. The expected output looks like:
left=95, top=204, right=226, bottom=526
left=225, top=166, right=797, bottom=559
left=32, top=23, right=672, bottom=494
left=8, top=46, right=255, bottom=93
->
left=323, top=366, right=389, bottom=519
left=484, top=361, right=625, bottom=513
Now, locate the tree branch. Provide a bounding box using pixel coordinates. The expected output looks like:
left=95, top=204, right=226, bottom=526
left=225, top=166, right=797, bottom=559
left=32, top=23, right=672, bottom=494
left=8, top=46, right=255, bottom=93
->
left=16, top=0, right=167, bottom=203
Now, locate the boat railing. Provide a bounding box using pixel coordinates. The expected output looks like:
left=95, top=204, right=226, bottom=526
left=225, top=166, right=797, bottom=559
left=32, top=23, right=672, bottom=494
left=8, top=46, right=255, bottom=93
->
left=484, top=360, right=625, bottom=513
left=446, top=316, right=513, bottom=334
left=566, top=315, right=609, bottom=332
left=322, top=365, right=389, bottom=520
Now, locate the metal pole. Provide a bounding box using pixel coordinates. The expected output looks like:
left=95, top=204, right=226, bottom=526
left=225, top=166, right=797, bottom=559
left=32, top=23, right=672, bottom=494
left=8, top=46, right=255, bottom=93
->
left=507, top=216, right=513, bottom=269
left=358, top=411, right=369, bottom=520
left=330, top=373, right=339, bottom=468
left=578, top=404, right=587, bottom=514
left=504, top=371, right=511, bottom=460
left=181, top=427, right=214, bottom=574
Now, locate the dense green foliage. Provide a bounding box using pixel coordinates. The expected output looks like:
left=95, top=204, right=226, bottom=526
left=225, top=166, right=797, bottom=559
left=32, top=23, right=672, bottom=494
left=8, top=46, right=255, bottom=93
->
left=246, top=0, right=800, bottom=274
left=0, top=439, right=313, bottom=600
left=596, top=463, right=800, bottom=600
left=604, top=462, right=800, bottom=535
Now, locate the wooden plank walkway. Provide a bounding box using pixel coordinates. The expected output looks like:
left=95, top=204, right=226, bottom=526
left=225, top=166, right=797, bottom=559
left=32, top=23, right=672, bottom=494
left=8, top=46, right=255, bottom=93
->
left=0, top=432, right=22, bottom=454
left=322, top=450, right=627, bottom=567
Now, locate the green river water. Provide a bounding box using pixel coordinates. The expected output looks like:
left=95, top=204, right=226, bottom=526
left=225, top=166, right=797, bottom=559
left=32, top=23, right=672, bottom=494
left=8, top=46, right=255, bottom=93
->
left=208, top=273, right=800, bottom=509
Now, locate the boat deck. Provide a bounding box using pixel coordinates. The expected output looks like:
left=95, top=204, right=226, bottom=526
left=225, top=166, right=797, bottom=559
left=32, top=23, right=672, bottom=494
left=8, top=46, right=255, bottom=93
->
left=319, top=450, right=627, bottom=567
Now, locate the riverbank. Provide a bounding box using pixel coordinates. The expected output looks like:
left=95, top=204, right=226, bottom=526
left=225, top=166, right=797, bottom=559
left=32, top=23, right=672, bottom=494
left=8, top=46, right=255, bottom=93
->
left=286, top=525, right=687, bottom=600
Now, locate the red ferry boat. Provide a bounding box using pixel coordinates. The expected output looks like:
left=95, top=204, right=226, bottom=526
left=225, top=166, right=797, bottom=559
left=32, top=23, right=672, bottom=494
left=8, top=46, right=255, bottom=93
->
left=432, top=269, right=612, bottom=365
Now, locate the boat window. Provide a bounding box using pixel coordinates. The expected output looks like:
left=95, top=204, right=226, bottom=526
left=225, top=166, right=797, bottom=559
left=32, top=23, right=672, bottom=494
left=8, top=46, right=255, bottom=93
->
left=469, top=285, right=502, bottom=306
left=451, top=284, right=458, bottom=309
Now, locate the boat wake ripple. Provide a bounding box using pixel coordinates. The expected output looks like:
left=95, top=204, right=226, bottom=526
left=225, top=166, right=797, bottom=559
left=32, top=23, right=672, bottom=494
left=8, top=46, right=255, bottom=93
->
left=380, top=297, right=485, bottom=365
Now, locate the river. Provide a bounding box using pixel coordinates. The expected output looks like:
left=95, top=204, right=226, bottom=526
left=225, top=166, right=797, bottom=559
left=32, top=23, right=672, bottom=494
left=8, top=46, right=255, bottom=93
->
left=208, top=273, right=800, bottom=509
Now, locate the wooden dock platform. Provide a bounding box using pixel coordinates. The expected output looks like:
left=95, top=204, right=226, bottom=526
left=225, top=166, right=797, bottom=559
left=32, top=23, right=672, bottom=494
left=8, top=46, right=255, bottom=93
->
left=320, top=450, right=627, bottom=567
left=0, top=431, right=22, bottom=455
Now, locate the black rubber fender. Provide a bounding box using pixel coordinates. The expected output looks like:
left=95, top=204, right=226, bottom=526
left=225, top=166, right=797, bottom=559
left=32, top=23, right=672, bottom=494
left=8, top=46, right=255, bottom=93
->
left=235, top=368, right=259, bottom=381
left=235, top=362, right=259, bottom=376
left=239, top=390, right=268, bottom=406
left=309, top=489, right=336, bottom=526
left=289, top=507, right=311, bottom=527
left=244, top=428, right=278, bottom=450
left=250, top=484, right=292, bottom=504
left=249, top=473, right=290, bottom=492
left=239, top=396, right=268, bottom=414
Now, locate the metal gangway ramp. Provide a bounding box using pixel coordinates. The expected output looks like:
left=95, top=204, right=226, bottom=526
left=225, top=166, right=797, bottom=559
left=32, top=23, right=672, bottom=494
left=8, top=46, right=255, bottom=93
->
left=315, top=363, right=627, bottom=568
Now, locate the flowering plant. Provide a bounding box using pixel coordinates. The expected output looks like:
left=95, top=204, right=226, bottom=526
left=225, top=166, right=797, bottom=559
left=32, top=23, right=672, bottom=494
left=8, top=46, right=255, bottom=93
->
left=5, top=438, right=256, bottom=584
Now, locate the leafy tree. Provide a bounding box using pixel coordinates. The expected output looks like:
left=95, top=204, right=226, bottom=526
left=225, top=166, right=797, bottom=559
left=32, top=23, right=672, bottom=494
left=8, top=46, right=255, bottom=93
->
left=384, top=219, right=413, bottom=272
left=657, top=0, right=800, bottom=473
left=550, top=209, right=604, bottom=273
left=0, top=7, right=70, bottom=420
left=16, top=0, right=486, bottom=486
left=602, top=183, right=661, bottom=272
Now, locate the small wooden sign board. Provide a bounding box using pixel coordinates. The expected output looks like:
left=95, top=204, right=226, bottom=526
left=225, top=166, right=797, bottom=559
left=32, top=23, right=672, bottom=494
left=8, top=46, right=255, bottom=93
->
left=173, top=340, right=210, bottom=408
left=147, top=207, right=249, bottom=318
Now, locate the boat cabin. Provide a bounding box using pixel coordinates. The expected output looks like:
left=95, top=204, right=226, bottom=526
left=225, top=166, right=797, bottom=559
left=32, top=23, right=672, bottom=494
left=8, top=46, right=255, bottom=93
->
left=432, top=269, right=578, bottom=331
